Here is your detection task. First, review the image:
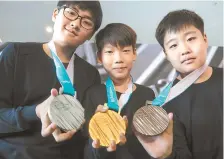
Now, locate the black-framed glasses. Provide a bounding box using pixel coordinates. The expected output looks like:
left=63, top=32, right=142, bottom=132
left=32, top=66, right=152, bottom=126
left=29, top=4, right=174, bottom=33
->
left=59, top=6, right=95, bottom=30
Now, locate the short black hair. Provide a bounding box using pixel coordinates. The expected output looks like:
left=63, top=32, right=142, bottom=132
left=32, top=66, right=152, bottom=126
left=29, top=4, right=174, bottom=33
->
left=95, top=23, right=137, bottom=54
left=155, top=9, right=204, bottom=49
left=57, top=1, right=103, bottom=32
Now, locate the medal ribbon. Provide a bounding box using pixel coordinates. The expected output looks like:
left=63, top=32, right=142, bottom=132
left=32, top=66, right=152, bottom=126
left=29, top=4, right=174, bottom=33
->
left=106, top=77, right=133, bottom=113
left=48, top=41, right=76, bottom=97
left=152, top=64, right=208, bottom=106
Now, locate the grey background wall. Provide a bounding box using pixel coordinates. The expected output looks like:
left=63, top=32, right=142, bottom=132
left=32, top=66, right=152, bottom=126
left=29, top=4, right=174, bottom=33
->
left=0, top=1, right=223, bottom=46
left=0, top=1, right=223, bottom=95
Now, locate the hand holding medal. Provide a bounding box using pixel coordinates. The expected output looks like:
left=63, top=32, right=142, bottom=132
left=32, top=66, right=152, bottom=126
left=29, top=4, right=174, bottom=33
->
left=36, top=88, right=77, bottom=142
left=47, top=41, right=85, bottom=133
left=89, top=77, right=132, bottom=148
left=133, top=112, right=173, bottom=158
left=89, top=103, right=127, bottom=148
left=133, top=64, right=207, bottom=136
left=48, top=89, right=85, bottom=132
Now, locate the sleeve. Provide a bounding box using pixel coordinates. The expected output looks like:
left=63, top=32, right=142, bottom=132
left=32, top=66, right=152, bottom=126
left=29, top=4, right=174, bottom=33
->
left=165, top=114, right=192, bottom=159
left=148, top=87, right=156, bottom=99
left=0, top=43, right=39, bottom=136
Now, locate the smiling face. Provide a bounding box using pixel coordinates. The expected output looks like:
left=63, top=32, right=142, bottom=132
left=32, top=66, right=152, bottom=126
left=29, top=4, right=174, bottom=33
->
left=52, top=5, right=94, bottom=48
left=98, top=44, right=136, bottom=81
left=163, top=25, right=208, bottom=75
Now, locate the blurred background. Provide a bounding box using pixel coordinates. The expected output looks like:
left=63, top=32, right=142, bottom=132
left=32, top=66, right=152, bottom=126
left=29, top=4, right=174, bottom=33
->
left=0, top=1, right=223, bottom=95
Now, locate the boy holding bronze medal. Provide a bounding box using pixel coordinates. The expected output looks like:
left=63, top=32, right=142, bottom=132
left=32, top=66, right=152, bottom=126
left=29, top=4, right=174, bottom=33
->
left=147, top=9, right=223, bottom=159
left=84, top=23, right=174, bottom=159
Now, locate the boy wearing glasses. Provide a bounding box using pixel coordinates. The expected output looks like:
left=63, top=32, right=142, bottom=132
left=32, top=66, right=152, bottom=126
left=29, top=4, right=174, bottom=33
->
left=0, top=1, right=102, bottom=159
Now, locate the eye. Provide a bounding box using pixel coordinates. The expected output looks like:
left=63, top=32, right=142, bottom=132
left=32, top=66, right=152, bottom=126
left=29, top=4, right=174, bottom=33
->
left=123, top=49, right=130, bottom=53
left=169, top=44, right=177, bottom=49
left=82, top=19, right=94, bottom=27
left=187, top=37, right=196, bottom=42
left=105, top=50, right=113, bottom=54
left=65, top=8, right=77, bottom=16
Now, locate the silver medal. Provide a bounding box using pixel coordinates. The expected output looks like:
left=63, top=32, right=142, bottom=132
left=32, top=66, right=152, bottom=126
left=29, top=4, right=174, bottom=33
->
left=48, top=94, right=85, bottom=132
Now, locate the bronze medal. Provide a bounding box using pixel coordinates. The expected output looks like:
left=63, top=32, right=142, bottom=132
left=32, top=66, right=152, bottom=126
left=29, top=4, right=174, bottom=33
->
left=89, top=110, right=126, bottom=147
left=48, top=94, right=85, bottom=132
left=133, top=101, right=169, bottom=136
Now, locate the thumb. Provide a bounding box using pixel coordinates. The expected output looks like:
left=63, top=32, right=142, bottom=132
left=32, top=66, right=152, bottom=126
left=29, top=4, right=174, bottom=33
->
left=168, top=112, right=173, bottom=121
left=51, top=88, right=58, bottom=97
left=166, top=112, right=173, bottom=135
left=122, top=115, right=128, bottom=127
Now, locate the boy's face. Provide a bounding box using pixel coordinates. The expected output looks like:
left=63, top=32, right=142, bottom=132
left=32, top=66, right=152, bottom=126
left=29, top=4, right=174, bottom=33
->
left=98, top=44, right=136, bottom=80
left=163, top=25, right=208, bottom=75
left=52, top=5, right=94, bottom=48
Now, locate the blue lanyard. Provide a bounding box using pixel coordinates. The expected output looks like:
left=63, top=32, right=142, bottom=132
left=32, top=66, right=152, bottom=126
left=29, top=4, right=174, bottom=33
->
left=152, top=64, right=208, bottom=106
left=48, top=42, right=76, bottom=96
left=152, top=82, right=173, bottom=106
left=106, top=77, right=132, bottom=112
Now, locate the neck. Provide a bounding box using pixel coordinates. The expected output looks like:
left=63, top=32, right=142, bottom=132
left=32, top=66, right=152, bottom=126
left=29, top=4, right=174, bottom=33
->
left=45, top=40, right=77, bottom=63
left=177, top=66, right=213, bottom=83
left=112, top=76, right=132, bottom=93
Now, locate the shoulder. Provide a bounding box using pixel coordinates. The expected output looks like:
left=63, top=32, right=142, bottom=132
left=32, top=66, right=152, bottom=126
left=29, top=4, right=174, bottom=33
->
left=6, top=42, right=42, bottom=50
left=1, top=42, right=43, bottom=57
left=135, top=84, right=155, bottom=98
left=210, top=67, right=223, bottom=93
left=75, top=55, right=100, bottom=78
left=15, top=42, right=43, bottom=55
left=75, top=55, right=98, bottom=72
left=212, top=67, right=223, bottom=77
left=210, top=67, right=223, bottom=84
left=83, top=84, right=106, bottom=105
left=86, top=83, right=105, bottom=95
left=0, top=42, right=16, bottom=58
left=0, top=42, right=24, bottom=62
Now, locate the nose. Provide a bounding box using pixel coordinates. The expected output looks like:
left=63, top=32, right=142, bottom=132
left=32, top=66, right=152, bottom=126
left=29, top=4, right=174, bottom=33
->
left=70, top=17, right=81, bottom=31
left=180, top=41, right=191, bottom=56
left=114, top=51, right=123, bottom=63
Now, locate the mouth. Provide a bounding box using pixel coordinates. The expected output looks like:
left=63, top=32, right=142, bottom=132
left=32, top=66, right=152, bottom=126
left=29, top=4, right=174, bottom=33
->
left=65, top=28, right=78, bottom=36
left=182, top=57, right=196, bottom=64
left=113, top=67, right=127, bottom=71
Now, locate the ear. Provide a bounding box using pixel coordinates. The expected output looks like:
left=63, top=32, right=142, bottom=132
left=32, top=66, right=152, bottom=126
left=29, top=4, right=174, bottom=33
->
left=133, top=48, right=137, bottom=61
left=203, top=33, right=208, bottom=48
left=52, top=8, right=59, bottom=23
left=203, top=33, right=207, bottom=42
left=163, top=48, right=170, bottom=61
left=163, top=48, right=167, bottom=56
left=97, top=52, right=102, bottom=64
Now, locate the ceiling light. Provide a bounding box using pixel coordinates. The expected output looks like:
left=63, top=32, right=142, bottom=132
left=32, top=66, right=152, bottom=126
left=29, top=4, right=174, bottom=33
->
left=45, top=26, right=53, bottom=33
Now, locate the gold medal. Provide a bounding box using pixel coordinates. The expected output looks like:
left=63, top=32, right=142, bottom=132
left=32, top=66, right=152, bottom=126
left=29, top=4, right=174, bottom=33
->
left=89, top=110, right=126, bottom=147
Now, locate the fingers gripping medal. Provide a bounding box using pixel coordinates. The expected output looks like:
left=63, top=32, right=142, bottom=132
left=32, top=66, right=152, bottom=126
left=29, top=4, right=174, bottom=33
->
left=89, top=77, right=132, bottom=147
left=47, top=41, right=84, bottom=132
left=48, top=91, right=85, bottom=132
left=133, top=64, right=208, bottom=136
left=89, top=103, right=126, bottom=147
